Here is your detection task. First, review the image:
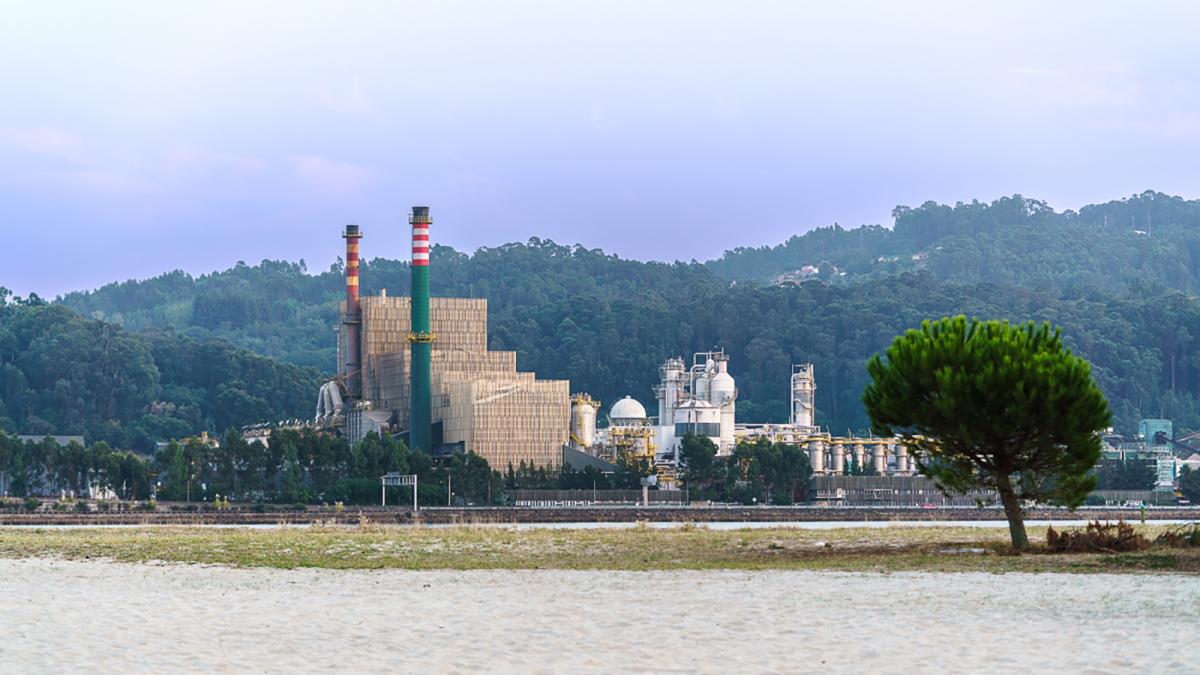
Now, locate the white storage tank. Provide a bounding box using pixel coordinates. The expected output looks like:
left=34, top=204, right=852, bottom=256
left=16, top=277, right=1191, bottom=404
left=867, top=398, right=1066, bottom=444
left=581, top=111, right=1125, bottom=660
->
left=672, top=399, right=722, bottom=451
left=707, top=357, right=737, bottom=454
left=569, top=394, right=600, bottom=449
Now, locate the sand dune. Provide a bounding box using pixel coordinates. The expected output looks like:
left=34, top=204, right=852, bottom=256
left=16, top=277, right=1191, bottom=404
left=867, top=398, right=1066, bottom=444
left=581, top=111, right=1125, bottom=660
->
left=1, top=559, right=1196, bottom=673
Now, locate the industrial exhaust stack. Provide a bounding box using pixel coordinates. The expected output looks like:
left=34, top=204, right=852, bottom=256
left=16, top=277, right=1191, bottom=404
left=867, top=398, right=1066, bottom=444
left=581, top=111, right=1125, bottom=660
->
left=409, top=206, right=433, bottom=453
left=342, top=224, right=363, bottom=399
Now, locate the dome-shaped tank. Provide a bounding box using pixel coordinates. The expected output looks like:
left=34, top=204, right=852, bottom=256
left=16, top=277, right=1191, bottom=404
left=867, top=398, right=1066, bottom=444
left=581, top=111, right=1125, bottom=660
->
left=609, top=396, right=648, bottom=426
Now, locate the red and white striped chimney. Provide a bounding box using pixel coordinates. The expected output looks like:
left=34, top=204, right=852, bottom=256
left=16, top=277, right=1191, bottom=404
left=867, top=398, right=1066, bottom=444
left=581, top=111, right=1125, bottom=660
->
left=411, top=207, right=430, bottom=266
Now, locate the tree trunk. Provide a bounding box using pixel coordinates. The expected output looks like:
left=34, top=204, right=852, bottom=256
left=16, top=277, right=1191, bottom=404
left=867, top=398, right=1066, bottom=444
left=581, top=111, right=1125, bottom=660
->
left=995, top=473, right=1029, bottom=551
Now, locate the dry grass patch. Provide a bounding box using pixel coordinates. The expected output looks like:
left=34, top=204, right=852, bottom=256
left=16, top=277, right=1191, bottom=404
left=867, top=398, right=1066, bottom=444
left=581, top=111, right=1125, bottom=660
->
left=0, top=524, right=1196, bottom=574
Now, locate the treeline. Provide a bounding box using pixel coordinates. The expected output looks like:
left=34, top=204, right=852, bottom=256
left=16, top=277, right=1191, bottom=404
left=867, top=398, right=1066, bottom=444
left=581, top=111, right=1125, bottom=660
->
left=503, top=434, right=815, bottom=505
left=0, top=432, right=152, bottom=499
left=154, top=429, right=500, bottom=506
left=0, top=291, right=321, bottom=451
left=707, top=191, right=1200, bottom=293
left=678, top=435, right=814, bottom=505
left=1094, top=458, right=1157, bottom=491
left=0, top=430, right=500, bottom=506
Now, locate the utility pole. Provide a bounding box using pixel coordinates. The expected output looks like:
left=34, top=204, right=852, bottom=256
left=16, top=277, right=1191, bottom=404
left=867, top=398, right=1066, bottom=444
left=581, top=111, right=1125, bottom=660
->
left=447, top=474, right=452, bottom=506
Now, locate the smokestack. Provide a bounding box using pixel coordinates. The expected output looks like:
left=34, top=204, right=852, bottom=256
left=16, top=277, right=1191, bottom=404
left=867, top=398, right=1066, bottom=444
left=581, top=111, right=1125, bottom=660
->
left=342, top=224, right=363, bottom=398
left=409, top=206, right=433, bottom=453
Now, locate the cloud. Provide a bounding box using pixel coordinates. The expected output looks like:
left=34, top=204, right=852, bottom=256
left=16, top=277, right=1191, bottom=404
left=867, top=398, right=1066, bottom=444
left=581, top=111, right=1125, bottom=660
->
left=167, top=147, right=265, bottom=176
left=316, top=75, right=380, bottom=118
left=0, top=126, right=155, bottom=193
left=0, top=126, right=85, bottom=162
left=64, top=169, right=154, bottom=193
left=1002, top=64, right=1140, bottom=108
left=290, top=155, right=373, bottom=195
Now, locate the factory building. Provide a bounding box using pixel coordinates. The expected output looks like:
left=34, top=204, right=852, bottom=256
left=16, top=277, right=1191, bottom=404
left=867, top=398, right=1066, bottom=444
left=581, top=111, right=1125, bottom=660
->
left=736, top=361, right=913, bottom=476
left=316, top=208, right=570, bottom=469
left=586, top=352, right=914, bottom=480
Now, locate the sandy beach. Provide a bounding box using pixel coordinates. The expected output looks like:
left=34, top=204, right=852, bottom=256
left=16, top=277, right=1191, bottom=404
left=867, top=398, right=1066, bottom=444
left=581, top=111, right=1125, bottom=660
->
left=0, top=559, right=1196, bottom=673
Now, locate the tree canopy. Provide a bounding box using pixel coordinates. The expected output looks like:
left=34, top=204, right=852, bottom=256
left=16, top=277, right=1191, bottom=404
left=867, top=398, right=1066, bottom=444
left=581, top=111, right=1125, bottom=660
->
left=0, top=293, right=320, bottom=451
left=863, top=316, right=1112, bottom=549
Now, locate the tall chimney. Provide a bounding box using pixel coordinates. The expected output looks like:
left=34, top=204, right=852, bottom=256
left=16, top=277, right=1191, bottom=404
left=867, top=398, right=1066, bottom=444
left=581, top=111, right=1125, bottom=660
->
left=342, top=224, right=363, bottom=399
left=409, top=206, right=433, bottom=453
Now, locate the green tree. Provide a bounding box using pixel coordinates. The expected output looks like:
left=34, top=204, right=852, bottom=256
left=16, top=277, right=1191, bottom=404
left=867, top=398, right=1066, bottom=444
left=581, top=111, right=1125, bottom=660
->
left=679, top=432, right=719, bottom=495
left=1180, top=465, right=1200, bottom=504
left=1095, top=458, right=1157, bottom=491
left=863, top=316, right=1111, bottom=550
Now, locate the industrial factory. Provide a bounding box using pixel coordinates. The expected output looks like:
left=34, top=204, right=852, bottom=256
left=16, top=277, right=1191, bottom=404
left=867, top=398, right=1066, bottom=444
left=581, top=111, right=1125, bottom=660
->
left=314, top=205, right=912, bottom=479
left=575, top=353, right=912, bottom=487
left=316, top=207, right=570, bottom=469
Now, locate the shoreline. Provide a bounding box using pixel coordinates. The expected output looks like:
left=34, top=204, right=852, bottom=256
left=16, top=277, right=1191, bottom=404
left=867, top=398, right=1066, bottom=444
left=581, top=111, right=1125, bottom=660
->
left=2, top=504, right=1196, bottom=526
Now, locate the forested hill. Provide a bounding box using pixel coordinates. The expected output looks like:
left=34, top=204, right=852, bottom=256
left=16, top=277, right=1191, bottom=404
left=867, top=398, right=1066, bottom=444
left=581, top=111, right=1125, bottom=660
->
left=707, top=191, right=1200, bottom=292
left=50, top=199, right=1200, bottom=436
left=0, top=291, right=321, bottom=452
left=59, top=242, right=719, bottom=373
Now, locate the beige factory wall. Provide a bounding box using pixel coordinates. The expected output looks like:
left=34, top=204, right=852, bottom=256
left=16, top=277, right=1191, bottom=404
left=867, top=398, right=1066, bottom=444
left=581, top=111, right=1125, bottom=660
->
left=445, top=378, right=570, bottom=469
left=344, top=294, right=569, bottom=468
left=358, top=296, right=488, bottom=358
left=369, top=350, right=523, bottom=430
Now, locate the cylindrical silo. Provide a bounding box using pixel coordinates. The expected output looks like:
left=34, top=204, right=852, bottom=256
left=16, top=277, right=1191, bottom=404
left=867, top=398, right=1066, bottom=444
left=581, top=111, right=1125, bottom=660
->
left=831, top=441, right=845, bottom=475
left=708, top=356, right=737, bottom=454
left=570, top=394, right=599, bottom=449
left=873, top=442, right=888, bottom=475
left=808, top=438, right=825, bottom=474
left=853, top=443, right=867, bottom=473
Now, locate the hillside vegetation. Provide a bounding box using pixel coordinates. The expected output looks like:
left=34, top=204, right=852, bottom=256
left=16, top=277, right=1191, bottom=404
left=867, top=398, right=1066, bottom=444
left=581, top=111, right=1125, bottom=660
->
left=0, top=291, right=320, bottom=451
left=708, top=191, right=1200, bottom=291
left=45, top=191, right=1200, bottom=439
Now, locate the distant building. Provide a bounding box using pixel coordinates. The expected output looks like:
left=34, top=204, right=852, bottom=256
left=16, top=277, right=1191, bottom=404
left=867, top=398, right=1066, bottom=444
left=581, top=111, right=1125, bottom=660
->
left=1138, top=419, right=1173, bottom=444
left=1103, top=419, right=1184, bottom=490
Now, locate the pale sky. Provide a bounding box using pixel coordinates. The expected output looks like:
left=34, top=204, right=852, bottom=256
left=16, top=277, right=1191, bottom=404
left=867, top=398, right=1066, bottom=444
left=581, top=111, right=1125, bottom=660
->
left=3, top=1, right=1200, bottom=297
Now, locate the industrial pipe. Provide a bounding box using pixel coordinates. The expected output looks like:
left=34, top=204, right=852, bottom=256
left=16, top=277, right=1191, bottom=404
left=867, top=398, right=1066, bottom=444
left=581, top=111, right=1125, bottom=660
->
left=343, top=224, right=363, bottom=398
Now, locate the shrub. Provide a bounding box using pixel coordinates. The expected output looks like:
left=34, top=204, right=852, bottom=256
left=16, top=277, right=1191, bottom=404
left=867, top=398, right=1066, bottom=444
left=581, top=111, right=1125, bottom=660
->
left=1155, top=525, right=1200, bottom=548
left=74, top=500, right=90, bottom=513
left=23, top=497, right=40, bottom=512
left=1045, top=520, right=1148, bottom=553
